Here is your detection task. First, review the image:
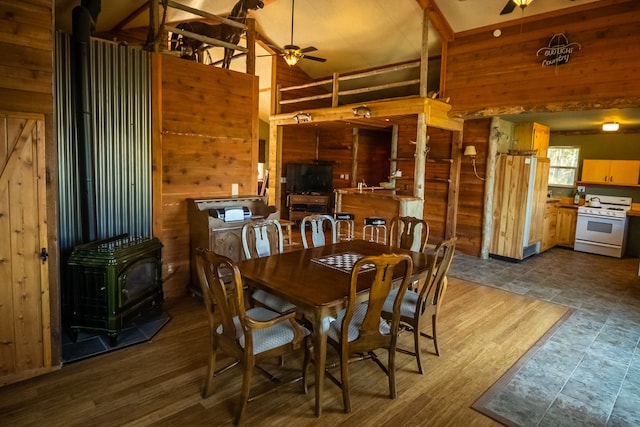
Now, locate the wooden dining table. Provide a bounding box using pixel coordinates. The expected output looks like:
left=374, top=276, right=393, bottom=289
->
left=236, top=239, right=432, bottom=417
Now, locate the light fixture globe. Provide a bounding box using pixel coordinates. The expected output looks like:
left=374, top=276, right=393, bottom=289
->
left=283, top=45, right=302, bottom=66
left=602, top=122, right=620, bottom=132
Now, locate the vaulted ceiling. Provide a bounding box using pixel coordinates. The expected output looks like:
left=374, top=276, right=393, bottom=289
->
left=54, top=1, right=638, bottom=131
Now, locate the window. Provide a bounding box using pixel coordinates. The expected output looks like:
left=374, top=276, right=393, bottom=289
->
left=548, top=146, right=580, bottom=187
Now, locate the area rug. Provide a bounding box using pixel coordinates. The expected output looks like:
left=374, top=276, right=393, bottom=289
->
left=62, top=310, right=171, bottom=364
left=471, top=309, right=574, bottom=426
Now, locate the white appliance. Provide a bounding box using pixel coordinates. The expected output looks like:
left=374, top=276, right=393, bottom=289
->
left=574, top=194, right=632, bottom=258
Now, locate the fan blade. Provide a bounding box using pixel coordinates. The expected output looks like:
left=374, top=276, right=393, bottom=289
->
left=300, top=46, right=317, bottom=54
left=500, top=0, right=516, bottom=15
left=302, top=54, right=326, bottom=63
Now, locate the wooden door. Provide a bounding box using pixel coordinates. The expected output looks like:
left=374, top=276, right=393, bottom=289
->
left=581, top=159, right=610, bottom=183
left=0, top=113, right=52, bottom=385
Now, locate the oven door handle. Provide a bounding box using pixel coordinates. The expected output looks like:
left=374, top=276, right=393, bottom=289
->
left=577, top=213, right=626, bottom=222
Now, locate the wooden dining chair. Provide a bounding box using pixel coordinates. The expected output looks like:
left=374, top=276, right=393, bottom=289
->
left=304, top=253, right=413, bottom=413
left=300, top=214, right=337, bottom=248
left=389, top=216, right=429, bottom=252
left=195, top=248, right=309, bottom=425
left=241, top=219, right=296, bottom=314
left=381, top=236, right=457, bottom=374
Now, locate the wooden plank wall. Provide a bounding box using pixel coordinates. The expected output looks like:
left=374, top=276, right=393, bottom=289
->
left=153, top=54, right=259, bottom=298
left=457, top=119, right=490, bottom=256
left=0, top=0, right=59, bottom=366
left=445, top=0, right=640, bottom=116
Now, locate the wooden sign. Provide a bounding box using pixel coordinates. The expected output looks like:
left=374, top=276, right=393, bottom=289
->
left=536, top=33, right=581, bottom=67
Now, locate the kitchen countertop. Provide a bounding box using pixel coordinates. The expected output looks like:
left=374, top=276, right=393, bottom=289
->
left=335, top=188, right=421, bottom=201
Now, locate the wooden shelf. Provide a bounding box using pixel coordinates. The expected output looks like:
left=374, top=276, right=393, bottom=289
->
left=389, top=157, right=415, bottom=161
left=426, top=178, right=451, bottom=183
left=427, top=158, right=454, bottom=164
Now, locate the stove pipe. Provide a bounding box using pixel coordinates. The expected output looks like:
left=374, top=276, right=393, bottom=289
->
left=71, top=0, right=101, bottom=243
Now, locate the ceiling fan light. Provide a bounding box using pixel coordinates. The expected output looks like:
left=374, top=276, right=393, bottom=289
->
left=602, top=122, right=619, bottom=132
left=283, top=47, right=302, bottom=66
left=512, top=0, right=533, bottom=8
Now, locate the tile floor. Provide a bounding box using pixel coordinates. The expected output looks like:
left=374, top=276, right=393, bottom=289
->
left=449, top=247, right=640, bottom=427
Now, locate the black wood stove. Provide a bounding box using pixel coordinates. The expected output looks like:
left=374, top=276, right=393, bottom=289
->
left=67, top=234, right=163, bottom=344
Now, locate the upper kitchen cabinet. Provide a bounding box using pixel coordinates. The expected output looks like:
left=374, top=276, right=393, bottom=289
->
left=581, top=159, right=640, bottom=186
left=513, top=122, right=550, bottom=157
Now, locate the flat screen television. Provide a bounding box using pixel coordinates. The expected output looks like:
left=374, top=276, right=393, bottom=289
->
left=286, top=163, right=333, bottom=194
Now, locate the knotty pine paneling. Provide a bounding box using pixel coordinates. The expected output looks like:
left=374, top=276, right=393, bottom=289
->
left=445, top=1, right=640, bottom=116
left=318, top=126, right=355, bottom=189
left=155, top=54, right=259, bottom=298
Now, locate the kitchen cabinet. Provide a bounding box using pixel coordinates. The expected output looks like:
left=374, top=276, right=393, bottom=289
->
left=581, top=159, right=640, bottom=186
left=556, top=206, right=578, bottom=248
left=541, top=200, right=559, bottom=252
left=513, top=122, right=550, bottom=157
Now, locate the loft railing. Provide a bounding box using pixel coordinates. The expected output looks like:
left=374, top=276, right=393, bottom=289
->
left=276, top=60, right=421, bottom=113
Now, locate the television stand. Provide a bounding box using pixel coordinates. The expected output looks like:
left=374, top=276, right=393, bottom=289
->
left=288, top=193, right=331, bottom=223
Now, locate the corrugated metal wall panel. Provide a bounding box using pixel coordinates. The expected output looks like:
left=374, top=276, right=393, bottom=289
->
left=56, top=32, right=152, bottom=258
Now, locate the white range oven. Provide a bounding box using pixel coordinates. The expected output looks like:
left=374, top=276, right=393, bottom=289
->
left=574, top=194, right=632, bottom=258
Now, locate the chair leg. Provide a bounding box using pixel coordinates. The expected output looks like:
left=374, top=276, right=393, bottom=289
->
left=414, top=326, right=424, bottom=375
left=235, top=361, right=253, bottom=426
left=389, top=345, right=397, bottom=399
left=302, top=338, right=310, bottom=394
left=432, top=314, right=440, bottom=356
left=340, top=349, right=352, bottom=413
left=202, top=344, right=218, bottom=398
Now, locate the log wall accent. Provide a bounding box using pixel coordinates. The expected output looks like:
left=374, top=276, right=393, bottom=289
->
left=445, top=0, right=640, bottom=117
left=152, top=54, right=259, bottom=298
left=0, top=1, right=59, bottom=367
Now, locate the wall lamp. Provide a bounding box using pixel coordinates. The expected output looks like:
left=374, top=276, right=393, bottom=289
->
left=602, top=122, right=619, bottom=132
left=464, top=145, right=485, bottom=181
left=292, top=112, right=312, bottom=123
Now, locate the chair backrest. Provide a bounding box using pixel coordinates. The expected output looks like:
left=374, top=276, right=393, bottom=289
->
left=241, top=219, right=284, bottom=259
left=341, top=253, right=413, bottom=348
left=195, top=248, right=246, bottom=345
left=389, top=216, right=429, bottom=252
left=301, top=214, right=337, bottom=248
left=419, top=236, right=457, bottom=311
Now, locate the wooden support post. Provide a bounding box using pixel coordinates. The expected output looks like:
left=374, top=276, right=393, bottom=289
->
left=147, top=0, right=160, bottom=53
left=390, top=125, right=399, bottom=188
left=446, top=130, right=463, bottom=239
left=332, top=72, right=339, bottom=107
left=351, top=128, right=359, bottom=187
left=268, top=121, right=281, bottom=207
left=420, top=7, right=430, bottom=97
left=481, top=117, right=501, bottom=259
left=246, top=17, right=256, bottom=75
left=414, top=113, right=427, bottom=200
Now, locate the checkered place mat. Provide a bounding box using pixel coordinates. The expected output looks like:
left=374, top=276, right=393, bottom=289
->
left=311, top=252, right=376, bottom=274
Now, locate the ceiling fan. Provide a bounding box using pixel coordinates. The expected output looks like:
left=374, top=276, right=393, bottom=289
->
left=500, top=0, right=534, bottom=15
left=270, top=0, right=326, bottom=66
